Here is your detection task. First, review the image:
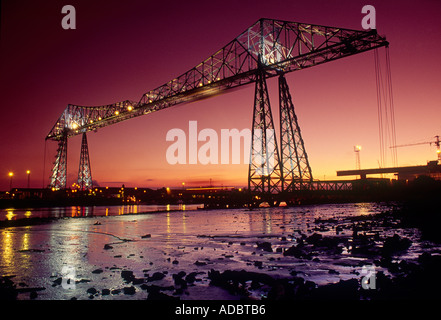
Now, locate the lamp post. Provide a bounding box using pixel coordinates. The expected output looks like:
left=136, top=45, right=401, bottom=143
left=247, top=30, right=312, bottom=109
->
left=354, top=145, right=362, bottom=170
left=8, top=172, right=13, bottom=191
left=26, top=170, right=31, bottom=188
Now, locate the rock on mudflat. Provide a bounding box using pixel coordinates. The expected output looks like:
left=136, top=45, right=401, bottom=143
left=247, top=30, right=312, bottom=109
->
left=123, top=286, right=136, bottom=295
left=256, top=241, right=273, bottom=252
left=382, top=234, right=412, bottom=256
left=92, top=268, right=103, bottom=274
left=86, top=287, right=97, bottom=295
left=121, top=270, right=135, bottom=283
left=311, top=279, right=359, bottom=300
left=102, top=289, right=110, bottom=295
left=148, top=272, right=166, bottom=282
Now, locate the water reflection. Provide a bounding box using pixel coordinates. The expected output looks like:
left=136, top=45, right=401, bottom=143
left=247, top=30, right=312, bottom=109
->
left=0, top=228, right=33, bottom=275
left=1, top=231, right=13, bottom=267
left=0, top=204, right=203, bottom=221
left=5, top=210, right=15, bottom=220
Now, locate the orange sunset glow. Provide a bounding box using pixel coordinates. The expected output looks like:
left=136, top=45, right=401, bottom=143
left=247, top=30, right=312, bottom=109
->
left=1, top=0, right=440, bottom=190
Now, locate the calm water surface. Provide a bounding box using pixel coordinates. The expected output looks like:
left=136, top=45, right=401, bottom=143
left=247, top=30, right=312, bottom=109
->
left=0, top=204, right=203, bottom=221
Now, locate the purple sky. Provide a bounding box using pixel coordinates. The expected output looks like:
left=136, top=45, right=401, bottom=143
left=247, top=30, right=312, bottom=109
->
left=1, top=0, right=441, bottom=190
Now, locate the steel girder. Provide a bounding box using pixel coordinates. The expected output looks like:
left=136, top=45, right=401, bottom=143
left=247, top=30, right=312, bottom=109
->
left=46, top=18, right=388, bottom=141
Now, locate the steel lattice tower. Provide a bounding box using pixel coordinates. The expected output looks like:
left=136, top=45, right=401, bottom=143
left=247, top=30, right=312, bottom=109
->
left=77, top=132, right=92, bottom=190
left=279, top=74, right=313, bottom=191
left=50, top=133, right=67, bottom=190
left=248, top=69, right=283, bottom=194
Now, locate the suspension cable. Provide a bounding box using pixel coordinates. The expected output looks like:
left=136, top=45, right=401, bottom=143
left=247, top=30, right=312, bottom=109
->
left=374, top=49, right=385, bottom=168
left=374, top=47, right=397, bottom=169
left=385, top=47, right=398, bottom=167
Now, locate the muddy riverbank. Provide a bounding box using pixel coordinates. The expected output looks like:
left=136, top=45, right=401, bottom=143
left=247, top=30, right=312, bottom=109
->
left=1, top=202, right=440, bottom=300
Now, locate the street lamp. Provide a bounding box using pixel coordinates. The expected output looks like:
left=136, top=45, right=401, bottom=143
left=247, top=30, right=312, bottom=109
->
left=26, top=170, right=31, bottom=188
left=8, top=172, right=13, bottom=190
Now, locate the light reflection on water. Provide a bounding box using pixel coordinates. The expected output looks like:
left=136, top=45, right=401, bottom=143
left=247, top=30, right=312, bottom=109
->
left=1, top=202, right=438, bottom=300
left=0, top=204, right=203, bottom=221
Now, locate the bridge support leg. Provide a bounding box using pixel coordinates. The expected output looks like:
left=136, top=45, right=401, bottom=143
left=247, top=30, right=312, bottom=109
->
left=77, top=132, right=93, bottom=190
left=279, top=74, right=313, bottom=191
left=248, top=69, right=283, bottom=195
left=50, top=133, right=68, bottom=190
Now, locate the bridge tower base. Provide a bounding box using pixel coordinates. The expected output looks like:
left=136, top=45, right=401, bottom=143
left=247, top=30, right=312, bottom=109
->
left=77, top=132, right=93, bottom=190
left=50, top=133, right=68, bottom=190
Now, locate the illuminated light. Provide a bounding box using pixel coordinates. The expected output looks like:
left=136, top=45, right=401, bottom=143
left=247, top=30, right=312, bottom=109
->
left=51, top=187, right=56, bottom=191
left=238, top=188, right=242, bottom=192
left=355, top=145, right=362, bottom=151
left=72, top=123, right=78, bottom=129
left=105, top=186, right=108, bottom=189
left=90, top=120, right=93, bottom=123
left=26, top=170, right=30, bottom=174
left=199, top=83, right=203, bottom=87
left=127, top=105, right=133, bottom=111
left=98, top=117, right=102, bottom=121
left=8, top=172, right=13, bottom=177
left=6, top=210, right=15, bottom=221
left=114, top=110, right=119, bottom=115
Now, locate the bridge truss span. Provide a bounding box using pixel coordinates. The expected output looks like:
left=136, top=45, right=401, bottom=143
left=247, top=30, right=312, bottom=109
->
left=45, top=18, right=388, bottom=192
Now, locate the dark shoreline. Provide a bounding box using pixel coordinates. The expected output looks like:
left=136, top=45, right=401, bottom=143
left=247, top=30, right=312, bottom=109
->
left=2, top=175, right=441, bottom=210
